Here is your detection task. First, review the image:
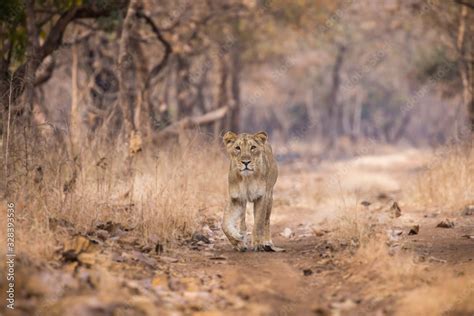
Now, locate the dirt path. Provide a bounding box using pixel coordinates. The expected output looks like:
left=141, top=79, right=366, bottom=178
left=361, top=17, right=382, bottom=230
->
left=8, top=150, right=474, bottom=316
left=160, top=149, right=474, bottom=315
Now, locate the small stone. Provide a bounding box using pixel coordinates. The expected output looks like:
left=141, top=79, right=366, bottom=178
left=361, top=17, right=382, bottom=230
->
left=303, top=269, right=313, bottom=276
left=408, top=225, right=420, bottom=235
left=436, top=219, right=455, bottom=228
left=280, top=227, right=294, bottom=239
left=95, top=229, right=109, bottom=241
left=192, top=233, right=210, bottom=244
left=462, top=205, right=474, bottom=216
left=391, top=201, right=401, bottom=218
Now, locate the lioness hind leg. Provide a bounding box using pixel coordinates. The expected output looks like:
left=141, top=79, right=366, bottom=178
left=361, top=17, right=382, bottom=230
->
left=240, top=208, right=248, bottom=246
left=252, top=196, right=267, bottom=251
left=263, top=193, right=273, bottom=246
left=261, top=193, right=285, bottom=252
left=223, top=199, right=248, bottom=251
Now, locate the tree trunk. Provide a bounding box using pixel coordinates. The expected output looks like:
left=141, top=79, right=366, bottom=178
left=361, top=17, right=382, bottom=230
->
left=24, top=0, right=40, bottom=125
left=70, top=33, right=80, bottom=151
left=327, top=44, right=346, bottom=142
left=215, top=55, right=229, bottom=135
left=229, top=46, right=241, bottom=132
left=118, top=0, right=142, bottom=154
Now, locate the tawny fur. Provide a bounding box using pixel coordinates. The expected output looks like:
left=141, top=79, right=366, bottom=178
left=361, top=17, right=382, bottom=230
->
left=222, top=131, right=278, bottom=251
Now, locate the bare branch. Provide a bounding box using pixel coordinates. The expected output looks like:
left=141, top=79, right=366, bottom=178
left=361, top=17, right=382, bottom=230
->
left=136, top=12, right=173, bottom=90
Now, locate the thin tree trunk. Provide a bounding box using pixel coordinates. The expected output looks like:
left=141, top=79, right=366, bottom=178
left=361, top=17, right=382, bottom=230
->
left=229, top=46, right=241, bottom=132
left=24, top=0, right=40, bottom=125
left=70, top=33, right=80, bottom=150
left=118, top=0, right=142, bottom=154
left=327, top=44, right=346, bottom=142
left=215, top=55, right=229, bottom=135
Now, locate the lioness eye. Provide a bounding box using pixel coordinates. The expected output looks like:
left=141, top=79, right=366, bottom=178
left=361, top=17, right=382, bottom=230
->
left=235, top=146, right=240, bottom=151
left=251, top=145, right=256, bottom=150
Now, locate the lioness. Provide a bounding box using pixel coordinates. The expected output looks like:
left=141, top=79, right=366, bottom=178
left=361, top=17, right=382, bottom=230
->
left=222, top=131, right=283, bottom=252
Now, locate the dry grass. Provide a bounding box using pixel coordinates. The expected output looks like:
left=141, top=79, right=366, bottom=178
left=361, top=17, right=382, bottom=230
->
left=0, top=132, right=227, bottom=259
left=348, top=239, right=425, bottom=296
left=409, top=143, right=474, bottom=213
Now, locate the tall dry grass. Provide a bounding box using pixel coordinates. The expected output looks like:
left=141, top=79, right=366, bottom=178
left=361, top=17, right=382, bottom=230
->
left=0, top=132, right=227, bottom=259
left=409, top=143, right=474, bottom=213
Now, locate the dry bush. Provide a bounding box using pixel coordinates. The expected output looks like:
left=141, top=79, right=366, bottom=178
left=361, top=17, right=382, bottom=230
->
left=329, top=193, right=380, bottom=247
left=395, top=267, right=474, bottom=315
left=346, top=239, right=426, bottom=300
left=409, top=143, right=474, bottom=213
left=0, top=132, right=227, bottom=259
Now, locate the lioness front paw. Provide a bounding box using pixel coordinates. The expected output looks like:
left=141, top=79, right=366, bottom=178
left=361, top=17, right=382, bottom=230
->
left=253, top=243, right=285, bottom=252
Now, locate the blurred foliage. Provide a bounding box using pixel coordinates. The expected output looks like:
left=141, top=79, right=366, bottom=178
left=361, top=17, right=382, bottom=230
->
left=0, top=0, right=123, bottom=69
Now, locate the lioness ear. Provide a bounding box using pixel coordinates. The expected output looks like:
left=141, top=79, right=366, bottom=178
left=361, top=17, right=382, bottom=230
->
left=223, top=131, right=237, bottom=146
left=254, top=131, right=268, bottom=144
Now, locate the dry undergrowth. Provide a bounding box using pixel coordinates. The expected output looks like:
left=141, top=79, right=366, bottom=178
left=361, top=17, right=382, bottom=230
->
left=0, top=133, right=227, bottom=259
left=409, top=142, right=474, bottom=213
left=328, top=143, right=474, bottom=315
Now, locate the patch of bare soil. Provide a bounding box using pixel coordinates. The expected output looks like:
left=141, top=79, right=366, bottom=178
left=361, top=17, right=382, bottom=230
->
left=3, top=150, right=474, bottom=316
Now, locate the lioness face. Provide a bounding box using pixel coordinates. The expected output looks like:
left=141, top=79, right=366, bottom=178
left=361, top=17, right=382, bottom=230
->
left=223, top=131, right=268, bottom=176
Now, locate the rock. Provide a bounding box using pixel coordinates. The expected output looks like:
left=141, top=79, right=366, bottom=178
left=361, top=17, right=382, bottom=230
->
left=436, top=219, right=455, bottom=228
left=387, top=228, right=403, bottom=241
left=280, top=227, right=294, bottom=239
left=390, top=201, right=402, bottom=218
left=192, top=233, right=210, bottom=244
left=408, top=225, right=420, bottom=235
left=462, top=205, right=474, bottom=216
left=461, top=234, right=474, bottom=239
left=360, top=201, right=371, bottom=208
left=312, top=306, right=330, bottom=316
left=95, top=229, right=109, bottom=241
left=303, top=269, right=313, bottom=276
left=330, top=299, right=357, bottom=311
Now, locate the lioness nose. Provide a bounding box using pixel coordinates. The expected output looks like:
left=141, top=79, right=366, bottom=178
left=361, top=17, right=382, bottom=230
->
left=242, top=160, right=251, bottom=166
